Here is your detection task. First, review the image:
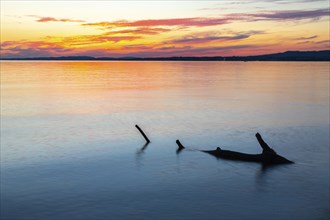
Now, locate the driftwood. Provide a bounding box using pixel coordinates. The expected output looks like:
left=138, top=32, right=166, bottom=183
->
left=176, top=133, right=293, bottom=165
left=134, top=125, right=293, bottom=165
left=176, top=140, right=185, bottom=154
left=135, top=125, right=150, bottom=144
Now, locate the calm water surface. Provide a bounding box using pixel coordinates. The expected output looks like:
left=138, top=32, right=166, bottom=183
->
left=1, top=61, right=329, bottom=220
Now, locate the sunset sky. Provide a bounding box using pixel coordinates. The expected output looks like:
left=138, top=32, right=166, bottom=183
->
left=1, top=0, right=329, bottom=58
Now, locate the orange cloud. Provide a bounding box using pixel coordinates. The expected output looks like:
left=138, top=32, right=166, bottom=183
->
left=40, top=33, right=142, bottom=48
left=1, top=37, right=260, bottom=58
left=1, top=36, right=327, bottom=58
left=0, top=40, right=73, bottom=58
left=0, top=33, right=142, bottom=58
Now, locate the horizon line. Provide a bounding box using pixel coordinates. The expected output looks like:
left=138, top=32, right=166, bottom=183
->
left=1, top=50, right=329, bottom=61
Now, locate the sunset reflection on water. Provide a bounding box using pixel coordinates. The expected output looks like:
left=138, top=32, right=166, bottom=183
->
left=1, top=61, right=329, bottom=220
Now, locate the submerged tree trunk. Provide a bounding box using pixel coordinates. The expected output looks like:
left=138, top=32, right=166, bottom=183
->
left=177, top=133, right=293, bottom=165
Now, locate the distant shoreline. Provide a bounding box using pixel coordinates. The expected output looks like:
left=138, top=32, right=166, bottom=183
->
left=1, top=50, right=329, bottom=61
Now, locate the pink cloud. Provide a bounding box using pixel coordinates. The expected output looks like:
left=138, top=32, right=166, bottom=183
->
left=105, top=27, right=171, bottom=35
left=83, top=8, right=329, bottom=30
left=83, top=17, right=231, bottom=28
left=129, top=17, right=230, bottom=27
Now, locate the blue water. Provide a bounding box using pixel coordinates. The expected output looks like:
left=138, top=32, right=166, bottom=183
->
left=1, top=61, right=329, bottom=220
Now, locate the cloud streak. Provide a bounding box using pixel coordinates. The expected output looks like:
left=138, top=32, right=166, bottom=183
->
left=105, top=27, right=171, bottom=35
left=82, top=8, right=329, bottom=31
left=41, top=34, right=141, bottom=47
left=167, top=34, right=250, bottom=45
left=121, top=44, right=258, bottom=57
left=247, top=8, right=330, bottom=21
left=29, top=15, right=85, bottom=23
left=0, top=40, right=74, bottom=58
left=82, top=17, right=231, bottom=28
left=294, top=35, right=318, bottom=40
left=166, top=30, right=265, bottom=45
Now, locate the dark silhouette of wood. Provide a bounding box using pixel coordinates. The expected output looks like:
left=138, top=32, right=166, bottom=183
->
left=135, top=125, right=150, bottom=143
left=256, top=133, right=273, bottom=153
left=176, top=140, right=185, bottom=154
left=176, top=133, right=293, bottom=165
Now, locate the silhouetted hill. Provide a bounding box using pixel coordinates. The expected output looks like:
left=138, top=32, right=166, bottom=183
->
left=1, top=50, right=329, bottom=61
left=243, top=50, right=330, bottom=61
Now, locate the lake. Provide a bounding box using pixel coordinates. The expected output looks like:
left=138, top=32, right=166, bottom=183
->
left=1, top=61, right=329, bottom=220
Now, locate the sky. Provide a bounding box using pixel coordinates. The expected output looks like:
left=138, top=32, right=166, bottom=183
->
left=1, top=0, right=329, bottom=58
